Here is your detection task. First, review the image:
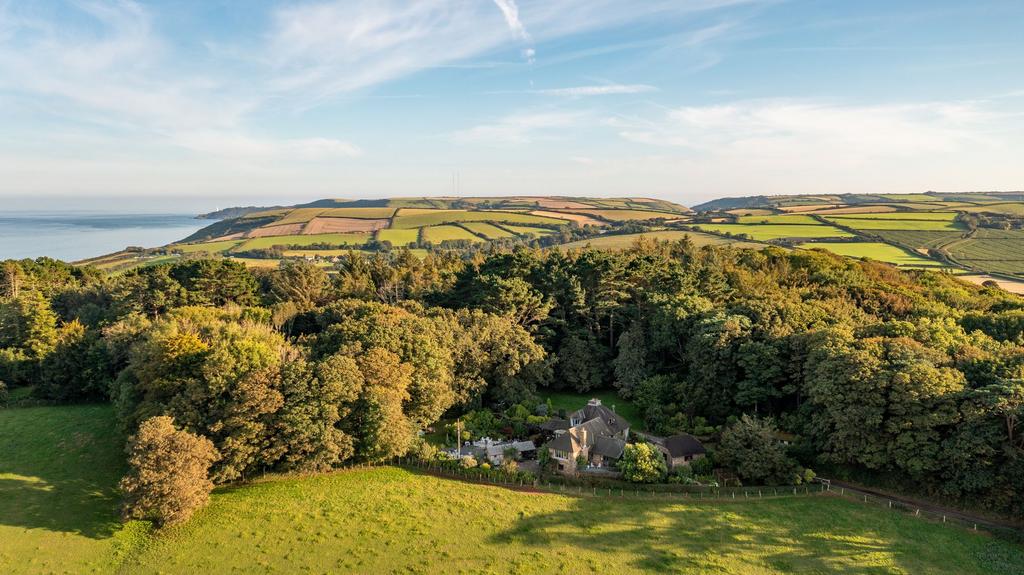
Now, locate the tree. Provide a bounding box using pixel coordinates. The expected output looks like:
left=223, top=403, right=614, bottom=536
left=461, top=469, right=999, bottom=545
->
left=613, top=323, right=648, bottom=398
left=267, top=260, right=329, bottom=311
left=557, top=331, right=608, bottom=393
left=716, top=415, right=796, bottom=485
left=618, top=442, right=667, bottom=483
left=120, top=416, right=220, bottom=527
left=118, top=307, right=289, bottom=483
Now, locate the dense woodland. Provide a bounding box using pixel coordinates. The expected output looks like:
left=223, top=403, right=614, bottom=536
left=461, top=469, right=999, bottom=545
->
left=2, top=239, right=1023, bottom=523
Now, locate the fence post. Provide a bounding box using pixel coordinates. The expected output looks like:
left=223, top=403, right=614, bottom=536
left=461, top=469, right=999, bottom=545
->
left=915, top=509, right=920, bottom=517
left=889, top=500, right=892, bottom=509
left=841, top=487, right=845, bottom=496
left=943, top=515, right=946, bottom=523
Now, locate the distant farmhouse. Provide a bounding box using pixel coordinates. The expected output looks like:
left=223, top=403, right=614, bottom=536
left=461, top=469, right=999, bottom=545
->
left=546, top=399, right=630, bottom=474
left=544, top=398, right=707, bottom=475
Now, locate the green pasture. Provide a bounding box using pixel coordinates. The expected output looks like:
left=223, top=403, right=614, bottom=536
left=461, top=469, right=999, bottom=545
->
left=698, top=223, right=853, bottom=240
left=827, top=212, right=959, bottom=221
left=376, top=228, right=421, bottom=245
left=459, top=221, right=515, bottom=239
left=825, top=217, right=963, bottom=231
left=735, top=214, right=820, bottom=225
left=557, top=230, right=763, bottom=251
left=3, top=405, right=1024, bottom=574
left=801, top=242, right=944, bottom=267
left=871, top=231, right=965, bottom=250
left=422, top=225, right=484, bottom=243
left=567, top=209, right=682, bottom=221
left=959, top=203, right=1024, bottom=216
left=317, top=207, right=397, bottom=219
left=502, top=224, right=557, bottom=236
left=236, top=233, right=372, bottom=250
left=171, top=240, right=244, bottom=254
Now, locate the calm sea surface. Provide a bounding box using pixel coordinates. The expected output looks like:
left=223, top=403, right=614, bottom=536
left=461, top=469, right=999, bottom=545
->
left=0, top=211, right=206, bottom=262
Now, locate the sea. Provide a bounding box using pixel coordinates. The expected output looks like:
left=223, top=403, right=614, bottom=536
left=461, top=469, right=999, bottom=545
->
left=0, top=211, right=207, bottom=262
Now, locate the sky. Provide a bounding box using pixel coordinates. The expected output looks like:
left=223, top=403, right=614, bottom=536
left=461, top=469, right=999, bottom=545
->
left=1, top=0, right=1023, bottom=211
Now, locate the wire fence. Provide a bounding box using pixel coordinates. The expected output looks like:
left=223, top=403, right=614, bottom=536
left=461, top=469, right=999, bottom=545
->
left=336, top=461, right=1023, bottom=542
left=392, top=457, right=824, bottom=501
left=816, top=479, right=1023, bottom=543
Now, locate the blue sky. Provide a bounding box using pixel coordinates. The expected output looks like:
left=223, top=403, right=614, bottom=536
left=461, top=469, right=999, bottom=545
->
left=1, top=0, right=1023, bottom=210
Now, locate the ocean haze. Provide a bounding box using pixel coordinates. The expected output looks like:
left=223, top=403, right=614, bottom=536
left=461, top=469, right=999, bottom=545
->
left=0, top=211, right=205, bottom=262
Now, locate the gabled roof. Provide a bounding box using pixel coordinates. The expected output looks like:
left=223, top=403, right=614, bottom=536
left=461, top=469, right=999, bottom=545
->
left=547, top=432, right=577, bottom=453
left=592, top=436, right=626, bottom=459
left=540, top=418, right=571, bottom=431
left=570, top=403, right=630, bottom=435
left=664, top=434, right=706, bottom=458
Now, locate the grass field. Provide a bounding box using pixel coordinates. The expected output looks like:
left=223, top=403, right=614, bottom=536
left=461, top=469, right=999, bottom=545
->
left=801, top=242, right=945, bottom=267
left=422, top=225, right=484, bottom=243
left=171, top=240, right=243, bottom=254
left=825, top=217, right=963, bottom=231
left=392, top=210, right=564, bottom=229
left=734, top=214, right=820, bottom=225
left=502, top=224, right=557, bottom=236
left=236, top=233, right=372, bottom=250
left=946, top=231, right=1024, bottom=276
left=564, top=209, right=681, bottom=222
left=0, top=404, right=143, bottom=574
left=827, top=212, right=959, bottom=221
left=557, top=231, right=764, bottom=251
left=872, top=230, right=965, bottom=250
left=460, top=221, right=516, bottom=239
left=959, top=203, right=1024, bottom=216
left=698, top=223, right=853, bottom=240
left=3, top=405, right=1024, bottom=574
left=375, top=228, right=421, bottom=245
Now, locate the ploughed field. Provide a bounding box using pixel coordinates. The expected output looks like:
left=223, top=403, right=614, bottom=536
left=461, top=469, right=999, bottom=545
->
left=2, top=404, right=1023, bottom=574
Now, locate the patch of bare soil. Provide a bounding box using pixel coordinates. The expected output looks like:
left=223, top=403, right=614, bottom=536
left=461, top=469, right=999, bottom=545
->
left=302, top=217, right=389, bottom=234
left=246, top=223, right=305, bottom=238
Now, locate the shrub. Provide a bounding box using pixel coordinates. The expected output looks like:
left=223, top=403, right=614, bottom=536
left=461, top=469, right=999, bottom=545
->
left=120, top=416, right=220, bottom=527
left=460, top=455, right=477, bottom=469
left=0, top=380, right=7, bottom=406
left=618, top=442, right=667, bottom=483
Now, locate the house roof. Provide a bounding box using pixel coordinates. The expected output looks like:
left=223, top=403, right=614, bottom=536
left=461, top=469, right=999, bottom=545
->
left=540, top=418, right=571, bottom=431
left=547, top=432, right=576, bottom=453
left=592, top=436, right=626, bottom=459
left=570, top=403, right=630, bottom=435
left=664, top=434, right=706, bottom=458
left=511, top=441, right=536, bottom=452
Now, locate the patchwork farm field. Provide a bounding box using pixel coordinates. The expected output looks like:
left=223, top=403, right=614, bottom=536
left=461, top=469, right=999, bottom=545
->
left=824, top=217, right=963, bottom=231
left=697, top=223, right=853, bottom=240
left=557, top=230, right=762, bottom=250
left=801, top=242, right=944, bottom=267
left=237, top=233, right=372, bottom=250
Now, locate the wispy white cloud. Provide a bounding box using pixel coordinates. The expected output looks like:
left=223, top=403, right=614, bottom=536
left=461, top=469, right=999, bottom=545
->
left=453, top=110, right=586, bottom=144
left=492, top=0, right=532, bottom=42
left=536, top=84, right=657, bottom=97
left=265, top=0, right=763, bottom=101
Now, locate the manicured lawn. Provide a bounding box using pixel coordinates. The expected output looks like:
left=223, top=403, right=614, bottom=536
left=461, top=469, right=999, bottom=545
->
left=539, top=389, right=643, bottom=429
left=121, top=467, right=1024, bottom=575
left=801, top=242, right=945, bottom=267
left=698, top=223, right=853, bottom=240
left=236, top=233, right=372, bottom=250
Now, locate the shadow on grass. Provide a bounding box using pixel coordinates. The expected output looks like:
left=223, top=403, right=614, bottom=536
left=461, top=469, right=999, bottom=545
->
left=488, top=492, right=977, bottom=574
left=0, top=405, right=124, bottom=539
